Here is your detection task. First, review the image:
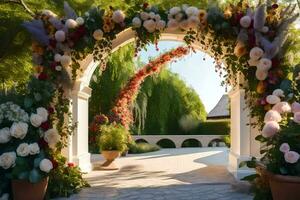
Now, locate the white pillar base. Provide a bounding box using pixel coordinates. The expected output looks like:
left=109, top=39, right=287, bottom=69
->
left=73, top=152, right=92, bottom=173
left=228, top=151, right=255, bottom=180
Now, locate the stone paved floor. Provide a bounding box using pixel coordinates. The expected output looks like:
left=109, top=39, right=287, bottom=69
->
left=56, top=148, right=253, bottom=200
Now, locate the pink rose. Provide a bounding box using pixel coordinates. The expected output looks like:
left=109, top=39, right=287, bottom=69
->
left=293, top=112, right=300, bottom=124
left=272, top=102, right=291, bottom=114
left=262, top=121, right=280, bottom=138
left=264, top=110, right=282, bottom=123
left=266, top=95, right=281, bottom=105
left=279, top=143, right=290, bottom=153
left=291, top=102, right=300, bottom=113
left=284, top=151, right=300, bottom=164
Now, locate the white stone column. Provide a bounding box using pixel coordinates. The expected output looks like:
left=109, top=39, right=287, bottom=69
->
left=70, top=81, right=92, bottom=172
left=228, top=87, right=257, bottom=179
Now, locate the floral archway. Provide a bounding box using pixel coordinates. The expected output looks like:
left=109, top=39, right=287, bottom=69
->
left=1, top=0, right=300, bottom=199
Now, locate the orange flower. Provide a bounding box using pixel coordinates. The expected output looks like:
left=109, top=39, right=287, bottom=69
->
left=35, top=65, right=44, bottom=73
left=256, top=81, right=266, bottom=94
left=234, top=41, right=247, bottom=57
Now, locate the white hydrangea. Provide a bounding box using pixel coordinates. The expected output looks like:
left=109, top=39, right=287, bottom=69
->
left=39, top=159, right=53, bottom=173
left=167, top=19, right=179, bottom=30
left=156, top=20, right=166, bottom=31
left=55, top=30, right=66, bottom=42
left=0, top=102, right=29, bottom=124
left=185, top=6, right=199, bottom=17
left=143, top=20, right=156, bottom=33
left=0, top=152, right=16, bottom=169
left=60, top=55, right=72, bottom=67
left=76, top=17, right=85, bottom=26
left=10, top=122, right=28, bottom=139
left=0, top=128, right=11, bottom=144
left=272, top=89, right=285, bottom=98
left=16, top=143, right=30, bottom=157
left=240, top=16, right=252, bottom=28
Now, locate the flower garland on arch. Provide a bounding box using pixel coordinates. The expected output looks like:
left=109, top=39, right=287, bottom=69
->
left=1, top=0, right=299, bottom=198
left=90, top=46, right=189, bottom=131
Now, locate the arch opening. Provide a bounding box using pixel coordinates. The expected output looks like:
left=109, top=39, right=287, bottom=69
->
left=156, top=139, right=176, bottom=148
left=181, top=139, right=202, bottom=148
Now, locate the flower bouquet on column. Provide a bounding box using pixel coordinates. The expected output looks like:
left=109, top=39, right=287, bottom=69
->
left=0, top=102, right=60, bottom=200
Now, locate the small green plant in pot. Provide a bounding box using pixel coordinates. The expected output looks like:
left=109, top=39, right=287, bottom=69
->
left=98, top=123, right=129, bottom=170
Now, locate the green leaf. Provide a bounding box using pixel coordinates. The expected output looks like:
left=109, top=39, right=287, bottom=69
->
left=29, top=169, right=42, bottom=183
left=18, top=171, right=29, bottom=180
left=34, top=157, right=42, bottom=168
left=279, top=167, right=288, bottom=175
left=255, top=135, right=266, bottom=142
left=241, top=174, right=258, bottom=181
left=34, top=92, right=42, bottom=102
left=24, top=97, right=33, bottom=108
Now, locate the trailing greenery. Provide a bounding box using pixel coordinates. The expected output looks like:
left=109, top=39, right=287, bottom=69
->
left=128, top=142, right=160, bottom=154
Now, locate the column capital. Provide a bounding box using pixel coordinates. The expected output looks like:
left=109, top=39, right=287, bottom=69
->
left=72, top=81, right=92, bottom=100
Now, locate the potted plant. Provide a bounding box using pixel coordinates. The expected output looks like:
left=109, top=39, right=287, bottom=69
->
left=0, top=102, right=60, bottom=200
left=241, top=99, right=300, bottom=200
left=98, top=123, right=129, bottom=170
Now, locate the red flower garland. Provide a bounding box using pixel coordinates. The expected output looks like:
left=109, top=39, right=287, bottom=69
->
left=110, top=46, right=190, bottom=129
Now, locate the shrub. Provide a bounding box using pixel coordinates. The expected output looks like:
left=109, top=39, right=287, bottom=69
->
left=128, top=142, right=160, bottom=154
left=188, top=120, right=230, bottom=135
left=222, top=135, right=231, bottom=147
left=99, top=123, right=129, bottom=152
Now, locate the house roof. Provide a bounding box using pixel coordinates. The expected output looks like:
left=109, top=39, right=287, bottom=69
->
left=207, top=94, right=230, bottom=119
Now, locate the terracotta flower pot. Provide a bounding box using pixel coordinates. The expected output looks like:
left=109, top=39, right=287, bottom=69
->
left=11, top=177, right=49, bottom=200
left=268, top=173, right=300, bottom=200
left=101, top=150, right=120, bottom=170
left=256, top=164, right=300, bottom=200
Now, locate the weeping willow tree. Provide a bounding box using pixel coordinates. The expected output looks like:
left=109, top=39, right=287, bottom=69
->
left=133, top=68, right=207, bottom=135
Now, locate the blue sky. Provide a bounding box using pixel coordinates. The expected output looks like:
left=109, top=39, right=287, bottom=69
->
left=139, top=41, right=228, bottom=113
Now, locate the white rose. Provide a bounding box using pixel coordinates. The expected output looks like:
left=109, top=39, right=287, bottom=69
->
left=143, top=20, right=156, bottom=33
left=93, top=29, right=103, bottom=41
left=76, top=17, right=84, bottom=26
left=39, top=159, right=53, bottom=173
left=112, top=10, right=125, bottom=23
left=132, top=17, right=142, bottom=28
left=272, top=89, right=285, bottom=97
left=169, top=7, right=181, bottom=16
left=44, top=128, right=61, bottom=149
left=280, top=143, right=290, bottom=153
left=156, top=20, right=166, bottom=30
left=36, top=107, right=48, bottom=123
left=29, top=143, right=40, bottom=155
left=240, top=16, right=251, bottom=28
left=140, top=12, right=149, bottom=21
left=54, top=30, right=66, bottom=42
left=272, top=102, right=291, bottom=114
left=30, top=114, right=43, bottom=127
left=167, top=19, right=179, bottom=30
left=249, top=47, right=264, bottom=60
left=284, top=151, right=300, bottom=164
left=10, top=122, right=28, bottom=139
left=54, top=54, right=62, bottom=62
left=257, top=58, right=272, bottom=71
left=0, top=152, right=16, bottom=169
left=16, top=143, right=30, bottom=157
left=0, top=128, right=11, bottom=144
left=65, top=19, right=78, bottom=29
left=60, top=55, right=72, bottom=67
left=255, top=69, right=268, bottom=80
left=266, top=95, right=281, bottom=105
left=185, top=6, right=199, bottom=17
